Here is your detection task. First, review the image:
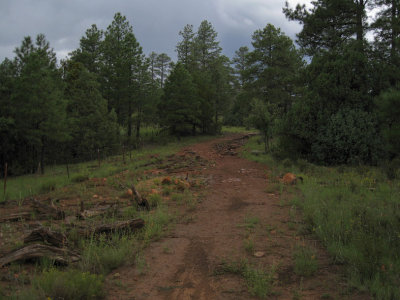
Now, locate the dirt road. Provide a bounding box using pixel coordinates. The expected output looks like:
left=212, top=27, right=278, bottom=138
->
left=106, top=134, right=352, bottom=300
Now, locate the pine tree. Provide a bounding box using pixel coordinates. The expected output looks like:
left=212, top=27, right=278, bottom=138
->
left=69, top=24, right=104, bottom=75
left=159, top=63, right=200, bottom=135
left=102, top=13, right=143, bottom=138
left=64, top=61, right=118, bottom=160
left=248, top=24, right=303, bottom=115
left=12, top=34, right=68, bottom=174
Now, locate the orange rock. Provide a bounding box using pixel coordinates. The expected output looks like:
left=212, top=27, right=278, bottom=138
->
left=162, top=177, right=172, bottom=185
left=127, top=189, right=133, bottom=196
left=282, top=173, right=303, bottom=185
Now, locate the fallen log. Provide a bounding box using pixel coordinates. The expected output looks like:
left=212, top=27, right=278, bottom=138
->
left=77, top=218, right=145, bottom=237
left=77, top=205, right=117, bottom=220
left=0, top=212, right=31, bottom=222
left=31, top=198, right=65, bottom=220
left=0, top=244, right=80, bottom=267
left=24, top=227, right=67, bottom=248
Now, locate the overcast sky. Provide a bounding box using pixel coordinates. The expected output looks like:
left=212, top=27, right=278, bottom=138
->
left=0, top=0, right=311, bottom=62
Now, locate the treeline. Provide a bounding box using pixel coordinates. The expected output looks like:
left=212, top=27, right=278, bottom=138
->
left=228, top=0, right=400, bottom=168
left=1, top=0, right=400, bottom=175
left=0, top=13, right=232, bottom=175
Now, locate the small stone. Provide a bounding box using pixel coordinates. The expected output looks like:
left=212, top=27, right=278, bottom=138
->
left=254, top=251, right=265, bottom=258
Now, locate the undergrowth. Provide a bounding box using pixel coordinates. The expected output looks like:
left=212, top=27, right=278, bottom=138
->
left=243, top=135, right=400, bottom=299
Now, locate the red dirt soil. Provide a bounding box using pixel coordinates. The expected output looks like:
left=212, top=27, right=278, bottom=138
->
left=105, top=133, right=366, bottom=300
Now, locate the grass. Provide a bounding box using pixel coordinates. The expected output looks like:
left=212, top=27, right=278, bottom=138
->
left=243, top=135, right=400, bottom=299
left=216, top=258, right=276, bottom=298
left=1, top=129, right=208, bottom=299
left=293, top=245, right=318, bottom=277
left=10, top=269, right=104, bottom=300
left=0, top=132, right=215, bottom=203
left=79, top=234, right=135, bottom=275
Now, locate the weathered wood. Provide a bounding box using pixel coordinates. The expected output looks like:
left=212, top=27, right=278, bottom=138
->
left=24, top=227, right=67, bottom=248
left=77, top=218, right=145, bottom=237
left=0, top=244, right=80, bottom=267
left=0, top=212, right=32, bottom=222
left=131, top=184, right=150, bottom=211
left=31, top=198, right=65, bottom=220
left=77, top=205, right=116, bottom=220
left=116, top=179, right=150, bottom=211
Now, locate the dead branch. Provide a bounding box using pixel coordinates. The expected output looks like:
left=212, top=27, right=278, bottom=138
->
left=0, top=244, right=80, bottom=267
left=24, top=227, right=68, bottom=248
left=31, top=198, right=65, bottom=220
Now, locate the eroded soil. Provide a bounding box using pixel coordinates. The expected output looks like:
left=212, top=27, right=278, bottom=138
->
left=105, top=134, right=362, bottom=300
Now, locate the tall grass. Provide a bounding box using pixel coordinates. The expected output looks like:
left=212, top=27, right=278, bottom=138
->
left=244, top=135, right=400, bottom=299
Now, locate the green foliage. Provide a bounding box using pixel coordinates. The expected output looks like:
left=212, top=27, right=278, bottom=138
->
left=32, top=269, right=104, bottom=300
left=216, top=259, right=275, bottom=298
left=375, top=89, right=400, bottom=158
left=64, top=61, right=119, bottom=160
left=1, top=34, right=69, bottom=175
left=71, top=173, right=89, bottom=183
left=312, top=108, right=380, bottom=164
left=39, top=180, right=57, bottom=193
left=79, top=235, right=134, bottom=275
left=244, top=136, right=400, bottom=297
left=248, top=24, right=303, bottom=114
left=159, top=63, right=200, bottom=135
left=293, top=245, right=318, bottom=277
left=246, top=98, right=273, bottom=153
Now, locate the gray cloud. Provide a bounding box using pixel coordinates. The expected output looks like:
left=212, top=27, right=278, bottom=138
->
left=0, top=0, right=308, bottom=62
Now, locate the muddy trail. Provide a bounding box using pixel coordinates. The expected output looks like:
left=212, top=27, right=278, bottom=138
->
left=106, top=134, right=357, bottom=300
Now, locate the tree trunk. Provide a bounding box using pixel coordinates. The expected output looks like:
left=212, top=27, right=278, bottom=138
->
left=136, top=106, right=142, bottom=140
left=128, top=101, right=132, bottom=137
left=40, top=137, right=45, bottom=175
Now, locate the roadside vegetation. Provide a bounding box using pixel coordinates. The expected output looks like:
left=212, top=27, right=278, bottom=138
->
left=243, top=136, right=400, bottom=299
left=0, top=133, right=209, bottom=299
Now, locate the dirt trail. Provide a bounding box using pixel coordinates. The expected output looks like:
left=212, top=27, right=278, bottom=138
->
left=106, top=134, right=352, bottom=300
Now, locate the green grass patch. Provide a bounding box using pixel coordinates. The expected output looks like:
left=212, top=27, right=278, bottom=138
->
left=16, top=269, right=104, bottom=300
left=79, top=234, right=134, bottom=275
left=293, top=245, right=318, bottom=277
left=216, top=258, right=275, bottom=298
left=243, top=135, right=400, bottom=299
left=0, top=133, right=215, bottom=203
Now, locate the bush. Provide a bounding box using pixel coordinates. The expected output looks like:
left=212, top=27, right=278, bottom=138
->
left=312, top=108, right=380, bottom=165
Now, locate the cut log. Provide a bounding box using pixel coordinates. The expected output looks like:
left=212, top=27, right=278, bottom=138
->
left=24, top=227, right=68, bottom=248
left=0, top=244, right=80, bottom=267
left=31, top=198, right=65, bottom=220
left=77, top=218, right=145, bottom=237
